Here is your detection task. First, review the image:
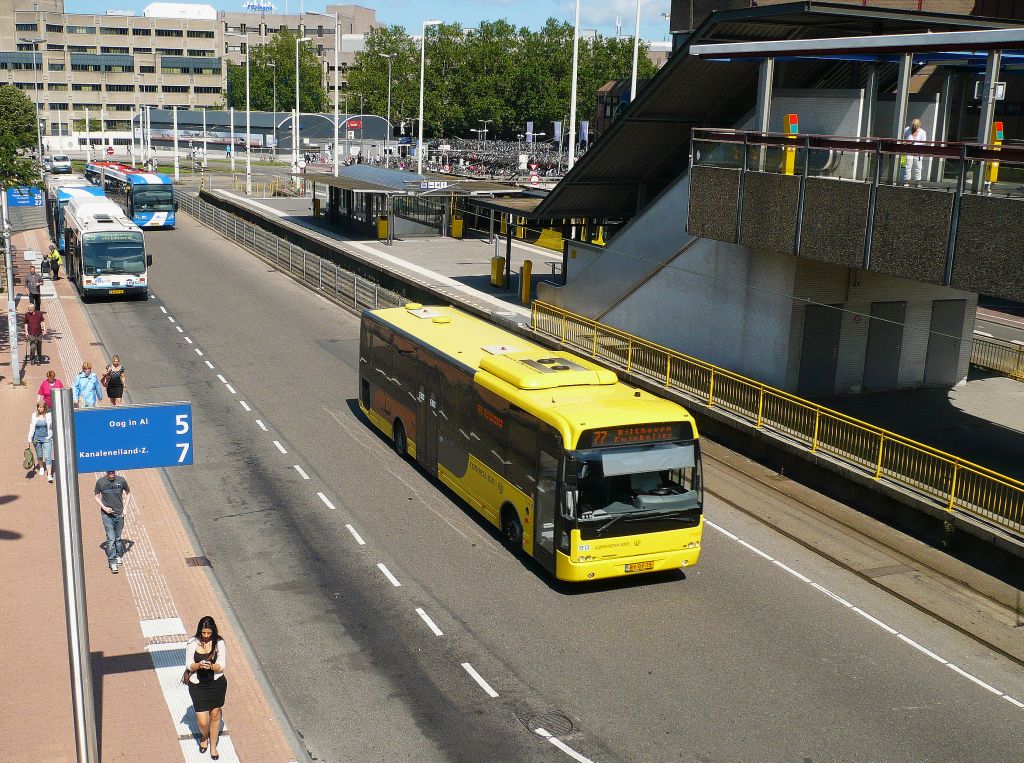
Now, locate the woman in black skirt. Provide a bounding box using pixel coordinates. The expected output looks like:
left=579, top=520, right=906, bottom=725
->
left=186, top=616, right=228, bottom=758
left=103, top=355, right=126, bottom=406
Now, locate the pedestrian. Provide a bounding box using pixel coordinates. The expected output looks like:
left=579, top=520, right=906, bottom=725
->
left=23, top=303, right=45, bottom=365
left=102, top=355, right=127, bottom=405
left=23, top=264, right=42, bottom=311
left=902, top=117, right=928, bottom=187
left=37, top=369, right=65, bottom=410
left=185, top=615, right=228, bottom=759
left=27, top=402, right=54, bottom=483
left=48, top=244, right=62, bottom=281
left=93, top=469, right=130, bottom=573
left=73, top=362, right=103, bottom=407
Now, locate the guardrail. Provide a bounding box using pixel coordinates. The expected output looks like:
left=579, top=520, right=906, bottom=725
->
left=531, top=301, right=1024, bottom=537
left=177, top=193, right=402, bottom=314
left=971, top=336, right=1024, bottom=381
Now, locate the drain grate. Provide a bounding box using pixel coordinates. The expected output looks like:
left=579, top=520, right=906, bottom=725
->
left=522, top=711, right=574, bottom=737
left=185, top=556, right=211, bottom=567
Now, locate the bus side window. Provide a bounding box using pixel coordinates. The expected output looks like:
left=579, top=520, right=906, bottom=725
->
left=505, top=405, right=537, bottom=491
left=473, top=386, right=509, bottom=474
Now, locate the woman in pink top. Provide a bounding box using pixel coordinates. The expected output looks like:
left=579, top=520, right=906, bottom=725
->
left=37, top=369, right=64, bottom=410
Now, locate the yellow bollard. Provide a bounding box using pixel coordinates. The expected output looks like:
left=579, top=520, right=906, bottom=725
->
left=783, top=113, right=798, bottom=176
left=490, top=256, right=505, bottom=287
left=986, top=121, right=1004, bottom=184
left=515, top=216, right=525, bottom=240
left=520, top=259, right=532, bottom=305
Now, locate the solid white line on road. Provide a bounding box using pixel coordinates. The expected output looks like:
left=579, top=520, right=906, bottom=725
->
left=737, top=538, right=774, bottom=561
left=160, top=306, right=167, bottom=314
left=810, top=582, right=853, bottom=608
left=947, top=663, right=1003, bottom=696
left=377, top=563, right=401, bottom=587
left=168, top=316, right=175, bottom=323
left=225, top=384, right=237, bottom=394
left=850, top=607, right=899, bottom=635
left=204, top=360, right=214, bottom=369
left=195, top=349, right=203, bottom=356
left=255, top=419, right=268, bottom=431
left=415, top=607, right=443, bottom=636
left=185, top=337, right=193, bottom=344
left=1004, top=695, right=1024, bottom=709
left=704, top=519, right=738, bottom=540
left=217, top=374, right=227, bottom=383
left=973, top=330, right=993, bottom=337
left=317, top=492, right=336, bottom=510
left=534, top=729, right=595, bottom=763
left=176, top=326, right=184, bottom=333
left=293, top=465, right=309, bottom=480
left=273, top=440, right=287, bottom=454
left=239, top=401, right=251, bottom=412
left=772, top=559, right=811, bottom=583
left=345, top=525, right=366, bottom=545
left=461, top=662, right=498, bottom=698
left=897, top=634, right=947, bottom=664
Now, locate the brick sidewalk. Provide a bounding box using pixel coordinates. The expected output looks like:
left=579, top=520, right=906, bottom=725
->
left=0, top=227, right=299, bottom=763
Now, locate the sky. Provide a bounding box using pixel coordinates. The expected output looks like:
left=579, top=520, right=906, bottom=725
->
left=63, top=0, right=675, bottom=41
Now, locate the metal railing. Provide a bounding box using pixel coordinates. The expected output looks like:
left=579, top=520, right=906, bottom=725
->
left=971, top=336, right=1024, bottom=381
left=531, top=301, right=1024, bottom=536
left=177, top=193, right=403, bottom=314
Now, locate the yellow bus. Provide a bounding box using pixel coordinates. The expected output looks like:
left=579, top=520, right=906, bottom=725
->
left=359, top=304, right=704, bottom=582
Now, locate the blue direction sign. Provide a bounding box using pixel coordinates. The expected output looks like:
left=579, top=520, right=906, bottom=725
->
left=74, top=403, right=193, bottom=472
left=6, top=187, right=43, bottom=207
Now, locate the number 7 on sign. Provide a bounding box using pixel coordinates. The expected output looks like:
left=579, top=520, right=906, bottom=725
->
left=177, top=443, right=190, bottom=463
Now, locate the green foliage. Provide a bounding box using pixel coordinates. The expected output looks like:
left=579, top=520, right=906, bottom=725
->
left=0, top=84, right=39, bottom=150
left=227, top=30, right=327, bottom=113
left=0, top=132, right=37, bottom=188
left=343, top=19, right=658, bottom=140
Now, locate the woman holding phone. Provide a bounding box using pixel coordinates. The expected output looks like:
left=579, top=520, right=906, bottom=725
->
left=185, top=615, right=228, bottom=758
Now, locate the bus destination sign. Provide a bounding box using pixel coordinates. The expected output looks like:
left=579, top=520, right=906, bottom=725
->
left=581, top=422, right=692, bottom=449
left=91, top=231, right=143, bottom=242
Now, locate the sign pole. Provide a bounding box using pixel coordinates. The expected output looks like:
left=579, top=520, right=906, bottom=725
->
left=3, top=189, right=20, bottom=386
left=52, top=388, right=99, bottom=763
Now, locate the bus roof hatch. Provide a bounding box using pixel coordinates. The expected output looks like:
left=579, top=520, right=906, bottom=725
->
left=479, top=352, right=618, bottom=390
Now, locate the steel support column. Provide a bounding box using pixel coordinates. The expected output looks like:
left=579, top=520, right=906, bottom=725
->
left=891, top=52, right=913, bottom=181
left=973, top=49, right=1002, bottom=193
left=754, top=57, right=775, bottom=172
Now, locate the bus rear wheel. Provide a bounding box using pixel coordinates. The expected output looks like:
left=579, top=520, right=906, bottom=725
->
left=501, top=507, right=523, bottom=554
left=393, top=419, right=407, bottom=458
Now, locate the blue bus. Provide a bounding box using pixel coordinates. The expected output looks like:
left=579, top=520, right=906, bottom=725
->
left=85, top=162, right=176, bottom=228
left=51, top=185, right=106, bottom=252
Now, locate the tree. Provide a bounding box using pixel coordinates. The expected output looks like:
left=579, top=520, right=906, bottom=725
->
left=0, top=132, right=37, bottom=188
left=343, top=25, right=418, bottom=127
left=0, top=84, right=38, bottom=150
left=226, top=30, right=327, bottom=113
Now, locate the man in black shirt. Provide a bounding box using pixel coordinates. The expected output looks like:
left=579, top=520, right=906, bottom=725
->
left=94, top=470, right=131, bottom=573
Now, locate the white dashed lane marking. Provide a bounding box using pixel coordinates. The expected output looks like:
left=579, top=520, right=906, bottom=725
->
left=461, top=663, right=498, bottom=698
left=239, top=401, right=251, bottom=412
left=185, top=337, right=193, bottom=344
left=293, top=465, right=309, bottom=480
left=176, top=326, right=184, bottom=333
left=160, top=306, right=167, bottom=314
left=376, top=563, right=401, bottom=587
left=317, top=492, right=336, bottom=510
left=217, top=374, right=227, bottom=383
left=225, top=384, right=236, bottom=394
left=273, top=440, right=287, bottom=454
left=535, top=728, right=595, bottom=763
left=167, top=316, right=175, bottom=323
left=415, top=608, right=443, bottom=636
left=255, top=419, right=268, bottom=432
left=204, top=360, right=214, bottom=369
left=345, top=524, right=365, bottom=545
left=194, top=349, right=203, bottom=356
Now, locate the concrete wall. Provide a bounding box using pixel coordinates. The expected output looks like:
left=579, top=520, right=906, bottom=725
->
left=952, top=194, right=1024, bottom=302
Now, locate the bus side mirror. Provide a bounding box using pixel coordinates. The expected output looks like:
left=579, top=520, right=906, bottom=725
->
left=146, top=255, right=153, bottom=266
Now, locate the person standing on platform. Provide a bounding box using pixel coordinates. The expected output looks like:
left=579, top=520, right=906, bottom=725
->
left=23, top=264, right=42, bottom=311
left=37, top=369, right=64, bottom=410
left=73, top=362, right=103, bottom=407
left=103, top=355, right=127, bottom=405
left=27, top=402, right=54, bottom=482
left=902, top=117, right=928, bottom=187
left=185, top=616, right=228, bottom=759
left=23, top=303, right=45, bottom=365
left=48, top=244, right=62, bottom=281
left=94, top=469, right=130, bottom=573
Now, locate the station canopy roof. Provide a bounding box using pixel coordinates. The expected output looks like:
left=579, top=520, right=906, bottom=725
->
left=534, top=1, right=1017, bottom=221
left=306, top=164, right=526, bottom=197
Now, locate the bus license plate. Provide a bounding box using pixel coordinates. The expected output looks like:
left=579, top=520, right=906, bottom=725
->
left=110, top=289, right=124, bottom=294
left=625, top=561, right=654, bottom=573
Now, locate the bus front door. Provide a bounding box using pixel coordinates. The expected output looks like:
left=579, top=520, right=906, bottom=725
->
left=416, top=369, right=440, bottom=475
left=533, top=445, right=558, bottom=573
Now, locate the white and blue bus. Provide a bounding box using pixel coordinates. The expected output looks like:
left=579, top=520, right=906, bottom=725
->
left=85, top=161, right=176, bottom=228
left=63, top=197, right=151, bottom=300
left=51, top=184, right=106, bottom=252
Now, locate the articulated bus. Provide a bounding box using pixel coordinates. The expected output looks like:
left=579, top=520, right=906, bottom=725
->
left=50, top=184, right=106, bottom=252
left=84, top=162, right=176, bottom=228
left=360, top=304, right=704, bottom=582
left=64, top=197, right=151, bottom=300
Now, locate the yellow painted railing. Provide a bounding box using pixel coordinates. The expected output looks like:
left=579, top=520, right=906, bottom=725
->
left=971, top=336, right=1024, bottom=381
left=531, top=301, right=1024, bottom=536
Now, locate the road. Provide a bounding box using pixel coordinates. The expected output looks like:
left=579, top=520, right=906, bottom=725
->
left=81, top=216, right=1024, bottom=762
left=975, top=307, right=1024, bottom=345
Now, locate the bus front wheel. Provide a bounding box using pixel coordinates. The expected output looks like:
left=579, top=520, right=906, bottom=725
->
left=501, top=507, right=523, bottom=554
left=393, top=419, right=407, bottom=458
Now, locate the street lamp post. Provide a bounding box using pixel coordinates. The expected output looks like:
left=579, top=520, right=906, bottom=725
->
left=630, top=0, right=641, bottom=101
left=380, top=52, right=396, bottom=166
left=294, top=35, right=312, bottom=189
left=269, top=63, right=278, bottom=160
left=417, top=20, right=442, bottom=174
left=567, top=0, right=581, bottom=170
left=20, top=36, right=45, bottom=179
left=226, top=32, right=252, bottom=194
left=333, top=14, right=339, bottom=176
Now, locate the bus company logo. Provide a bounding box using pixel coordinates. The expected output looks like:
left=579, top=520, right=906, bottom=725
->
left=469, top=460, right=496, bottom=486
left=476, top=403, right=504, bottom=429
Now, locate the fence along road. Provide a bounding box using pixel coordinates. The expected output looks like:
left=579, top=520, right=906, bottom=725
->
left=531, top=301, right=1024, bottom=538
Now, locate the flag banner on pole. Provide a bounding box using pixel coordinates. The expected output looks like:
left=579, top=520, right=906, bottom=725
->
left=526, top=121, right=534, bottom=143
left=580, top=121, right=589, bottom=145
left=553, top=121, right=562, bottom=143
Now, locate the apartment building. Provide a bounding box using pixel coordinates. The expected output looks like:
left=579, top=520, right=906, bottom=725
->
left=0, top=0, right=376, bottom=145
